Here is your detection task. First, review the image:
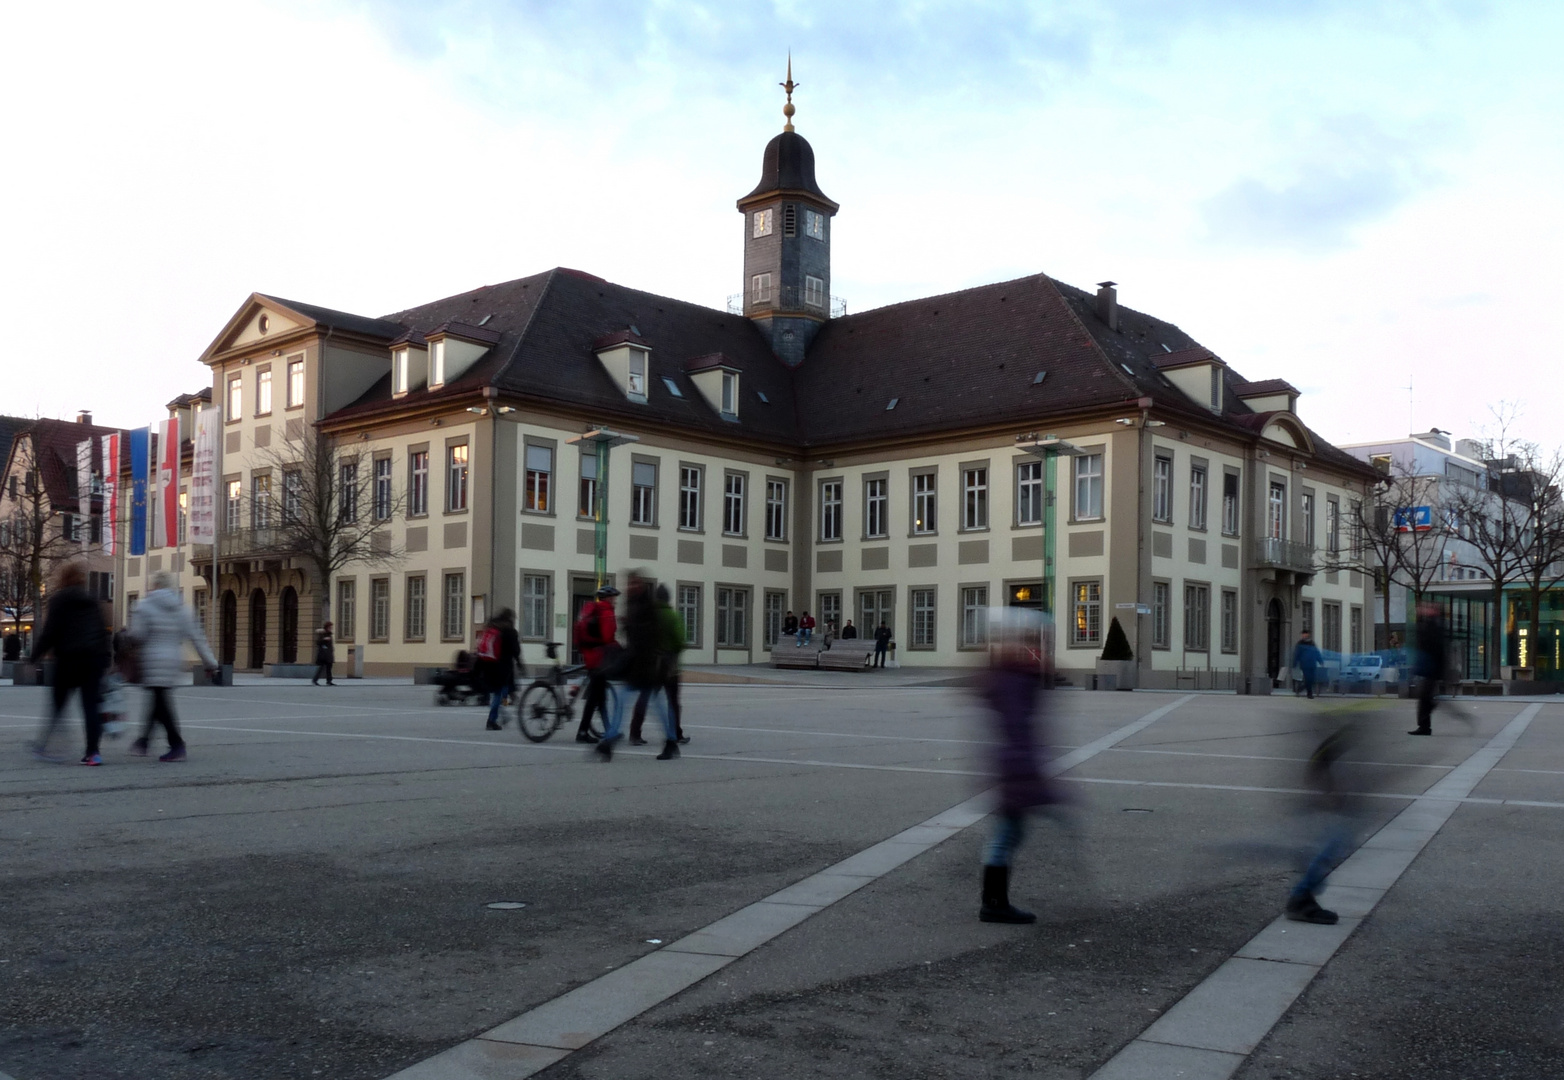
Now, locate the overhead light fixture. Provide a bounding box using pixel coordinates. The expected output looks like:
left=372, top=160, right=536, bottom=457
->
left=1145, top=420, right=1167, bottom=428
left=466, top=406, right=488, bottom=415
left=494, top=406, right=516, bottom=415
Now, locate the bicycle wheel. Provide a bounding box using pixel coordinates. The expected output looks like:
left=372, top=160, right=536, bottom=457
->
left=517, top=682, right=568, bottom=742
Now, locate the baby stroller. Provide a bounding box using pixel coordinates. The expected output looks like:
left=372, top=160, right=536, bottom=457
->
left=435, top=650, right=486, bottom=706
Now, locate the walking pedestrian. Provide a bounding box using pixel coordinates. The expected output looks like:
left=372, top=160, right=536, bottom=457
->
left=1284, top=716, right=1354, bottom=925
left=1292, top=630, right=1323, bottom=699
left=977, top=607, right=1057, bottom=924
left=573, top=585, right=620, bottom=743
left=598, top=572, right=676, bottom=761
left=312, top=621, right=335, bottom=686
left=129, top=572, right=219, bottom=762
left=873, top=621, right=892, bottom=668
left=796, top=610, right=816, bottom=647
left=29, top=561, right=110, bottom=764
left=1410, top=602, right=1447, bottom=736
left=478, top=609, right=521, bottom=730
left=631, top=584, right=688, bottom=747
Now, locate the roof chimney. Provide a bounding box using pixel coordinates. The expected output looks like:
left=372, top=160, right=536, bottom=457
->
left=76, top=410, right=92, bottom=425
left=1096, top=281, right=1119, bottom=332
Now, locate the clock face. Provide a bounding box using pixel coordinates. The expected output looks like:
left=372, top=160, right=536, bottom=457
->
left=753, top=208, right=773, bottom=238
left=805, top=210, right=823, bottom=239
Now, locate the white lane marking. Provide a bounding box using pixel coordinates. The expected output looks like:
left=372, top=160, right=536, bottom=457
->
left=1090, top=703, right=1546, bottom=1080
left=1061, top=775, right=1564, bottom=810
left=1107, top=747, right=1456, bottom=770
left=380, top=696, right=1198, bottom=1080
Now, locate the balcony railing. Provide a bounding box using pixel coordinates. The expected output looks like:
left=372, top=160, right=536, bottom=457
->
left=726, top=289, right=847, bottom=318
left=1253, top=537, right=1316, bottom=574
left=217, top=526, right=299, bottom=560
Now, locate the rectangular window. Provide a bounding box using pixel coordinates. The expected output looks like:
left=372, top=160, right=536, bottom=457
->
left=912, top=472, right=937, bottom=534
left=804, top=275, right=825, bottom=308
left=765, top=479, right=787, bottom=541
left=287, top=356, right=305, bottom=408
left=430, top=340, right=446, bottom=386
left=225, top=479, right=241, bottom=532
left=522, top=574, right=550, bottom=640
left=820, top=480, right=842, bottom=541
left=409, top=451, right=429, bottom=516
left=1350, top=606, right=1364, bottom=655
left=1302, top=493, right=1315, bottom=549
left=405, top=575, right=426, bottom=641
left=751, top=273, right=772, bottom=304
left=447, top=444, right=469, bottom=511
left=177, top=490, right=188, bottom=545
left=393, top=349, right=409, bottom=394
left=338, top=462, right=358, bottom=524
left=962, top=467, right=988, bottom=530
left=1268, top=482, right=1286, bottom=540
left=337, top=578, right=356, bottom=642
left=1221, top=589, right=1238, bottom=653
left=721, top=371, right=737, bottom=415
left=226, top=375, right=241, bottom=422
left=524, top=444, right=553, bottom=513
left=1322, top=601, right=1342, bottom=654
left=1017, top=460, right=1044, bottom=526
left=250, top=474, right=271, bottom=529
left=282, top=470, right=301, bottom=526
left=716, top=586, right=748, bottom=648
left=632, top=461, right=657, bottom=525
left=864, top=477, right=888, bottom=538
left=1153, top=455, right=1172, bottom=522
left=257, top=369, right=273, bottom=415
left=442, top=572, right=465, bottom=640
left=763, top=590, right=785, bottom=648
left=628, top=349, right=647, bottom=398
left=1189, top=464, right=1208, bottom=530
left=1074, top=454, right=1103, bottom=520
left=374, top=458, right=392, bottom=521
left=1350, top=500, right=1363, bottom=558
left=910, top=588, right=936, bottom=649
left=724, top=473, right=746, bottom=536
left=679, top=466, right=702, bottom=530
left=579, top=453, right=599, bottom=518
left=1222, top=472, right=1241, bottom=535
left=677, top=585, right=701, bottom=646
left=369, top=578, right=390, bottom=641
left=1184, top=583, right=1210, bottom=651
left=1152, top=581, right=1171, bottom=648
left=1071, top=581, right=1102, bottom=646
left=960, top=586, right=989, bottom=648
left=1302, top=599, right=1314, bottom=635
left=818, top=592, right=842, bottom=638
left=1326, top=498, right=1341, bottom=554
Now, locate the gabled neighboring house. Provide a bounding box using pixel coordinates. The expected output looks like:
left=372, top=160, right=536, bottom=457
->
left=116, top=96, right=1379, bottom=685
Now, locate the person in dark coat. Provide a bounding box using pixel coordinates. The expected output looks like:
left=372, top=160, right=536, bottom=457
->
left=30, top=561, right=111, bottom=764
left=873, top=622, right=892, bottom=668
left=2, top=631, right=20, bottom=662
left=597, top=572, right=676, bottom=761
left=781, top=611, right=798, bottom=640
left=840, top=619, right=858, bottom=640
left=573, top=586, right=619, bottom=743
left=977, top=607, right=1057, bottom=924
left=480, top=609, right=522, bottom=730
left=312, top=621, right=335, bottom=686
left=1410, top=602, right=1448, bottom=735
left=1291, top=630, right=1323, bottom=699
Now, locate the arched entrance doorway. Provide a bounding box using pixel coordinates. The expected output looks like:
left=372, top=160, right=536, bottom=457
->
left=1266, top=598, right=1284, bottom=684
left=220, top=591, right=238, bottom=666
left=280, top=587, right=299, bottom=664
left=249, top=589, right=268, bottom=670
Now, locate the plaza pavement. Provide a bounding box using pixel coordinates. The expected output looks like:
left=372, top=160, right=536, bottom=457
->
left=1, top=677, right=1560, bottom=1079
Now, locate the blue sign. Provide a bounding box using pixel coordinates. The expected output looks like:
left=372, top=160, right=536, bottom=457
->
left=1393, top=505, right=1433, bottom=532
left=129, top=427, right=149, bottom=556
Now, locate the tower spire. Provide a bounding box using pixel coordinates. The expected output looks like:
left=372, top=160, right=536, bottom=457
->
left=780, top=53, right=798, bottom=132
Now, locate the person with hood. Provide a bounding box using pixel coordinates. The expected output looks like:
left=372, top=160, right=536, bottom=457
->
left=1291, top=630, right=1323, bottom=699
left=478, top=608, right=522, bottom=731
left=630, top=583, right=688, bottom=747
left=130, top=572, right=219, bottom=762
left=573, top=585, right=619, bottom=744
left=312, top=620, right=335, bottom=685
left=29, top=561, right=110, bottom=764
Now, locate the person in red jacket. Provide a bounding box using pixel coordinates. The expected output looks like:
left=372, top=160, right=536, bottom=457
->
left=573, top=586, right=620, bottom=743
left=796, top=611, right=816, bottom=647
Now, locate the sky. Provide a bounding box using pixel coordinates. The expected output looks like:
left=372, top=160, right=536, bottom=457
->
left=3, top=0, right=1561, bottom=451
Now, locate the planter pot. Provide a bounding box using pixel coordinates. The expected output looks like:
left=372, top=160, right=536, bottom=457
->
left=1095, top=659, right=1138, bottom=691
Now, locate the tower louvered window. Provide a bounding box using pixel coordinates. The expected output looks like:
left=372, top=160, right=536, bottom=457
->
left=783, top=203, right=797, bottom=236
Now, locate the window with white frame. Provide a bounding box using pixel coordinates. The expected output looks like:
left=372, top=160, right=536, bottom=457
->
left=257, top=369, right=273, bottom=415
left=1326, top=498, right=1340, bottom=554
left=817, top=592, right=841, bottom=639
left=409, top=451, right=429, bottom=516
left=721, top=372, right=737, bottom=415
left=1189, top=464, right=1208, bottom=530
left=287, top=356, right=305, bottom=408
left=679, top=466, right=702, bottom=530
left=251, top=474, right=271, bottom=529
left=393, top=349, right=409, bottom=394
left=1152, top=581, right=1171, bottom=648
left=1350, top=606, right=1364, bottom=654
left=1302, top=492, right=1315, bottom=549
left=1350, top=500, right=1363, bottom=557
left=763, top=591, right=785, bottom=648
left=632, top=461, right=657, bottom=525
left=405, top=575, right=426, bottom=640
left=864, top=477, right=887, bottom=538
left=1184, top=583, right=1210, bottom=651
left=337, top=578, right=356, bottom=641
left=962, top=467, right=988, bottom=530
left=910, top=588, right=936, bottom=648
left=282, top=470, right=301, bottom=525
left=442, top=572, right=465, bottom=640
left=1222, top=472, right=1241, bottom=535
left=579, top=453, right=599, bottom=518
left=225, top=479, right=241, bottom=532
left=804, top=275, right=825, bottom=308
left=627, top=349, right=647, bottom=398
left=751, top=273, right=772, bottom=304
left=1301, top=599, right=1314, bottom=635
left=1153, top=455, right=1172, bottom=522
left=820, top=480, right=842, bottom=541
left=524, top=444, right=552, bottom=513
left=430, top=340, right=446, bottom=385
left=960, top=586, right=989, bottom=648
left=522, top=574, right=549, bottom=639
left=765, top=479, right=787, bottom=541
left=912, top=472, right=937, bottom=534
left=1321, top=600, right=1342, bottom=654
left=677, top=585, right=701, bottom=646
left=369, top=578, right=390, bottom=641
left=227, top=376, right=242, bottom=421
left=338, top=462, right=358, bottom=524
left=374, top=458, right=392, bottom=520
left=1221, top=589, right=1238, bottom=652
left=723, top=473, right=746, bottom=536
left=1074, top=454, right=1103, bottom=520
left=177, top=490, right=188, bottom=544
left=1017, top=460, right=1043, bottom=525
left=1071, top=581, right=1102, bottom=646
left=716, top=586, right=748, bottom=647
left=1268, top=482, right=1286, bottom=540
left=447, top=444, right=469, bottom=511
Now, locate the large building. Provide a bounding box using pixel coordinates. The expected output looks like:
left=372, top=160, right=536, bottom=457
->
left=114, top=90, right=1377, bottom=685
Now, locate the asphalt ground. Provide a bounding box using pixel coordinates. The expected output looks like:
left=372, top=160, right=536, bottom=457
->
left=0, top=681, right=1559, bottom=1080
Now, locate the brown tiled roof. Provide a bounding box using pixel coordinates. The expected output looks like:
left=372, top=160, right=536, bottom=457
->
left=257, top=295, right=407, bottom=341
left=1234, top=378, right=1300, bottom=397
left=429, top=320, right=502, bottom=346
left=591, top=329, right=650, bottom=351
left=8, top=417, right=132, bottom=513
left=1152, top=346, right=1217, bottom=369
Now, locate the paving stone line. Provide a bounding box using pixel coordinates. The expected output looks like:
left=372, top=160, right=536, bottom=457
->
left=381, top=695, right=1196, bottom=1080
left=1088, top=702, right=1545, bottom=1080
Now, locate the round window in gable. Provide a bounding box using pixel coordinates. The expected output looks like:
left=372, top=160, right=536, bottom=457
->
left=258, top=314, right=270, bottom=334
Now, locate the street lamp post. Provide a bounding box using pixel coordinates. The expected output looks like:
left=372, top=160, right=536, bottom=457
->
left=1017, top=435, right=1085, bottom=620
left=565, top=428, right=639, bottom=588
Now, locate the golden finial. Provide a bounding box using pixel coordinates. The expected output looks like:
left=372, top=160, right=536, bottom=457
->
left=780, top=53, right=798, bottom=132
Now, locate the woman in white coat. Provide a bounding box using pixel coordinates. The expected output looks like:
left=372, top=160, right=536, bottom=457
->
left=130, top=572, right=219, bottom=762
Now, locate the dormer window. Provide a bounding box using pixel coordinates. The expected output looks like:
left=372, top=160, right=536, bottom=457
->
left=721, top=372, right=737, bottom=415
left=430, top=340, right=446, bottom=386
left=1210, top=367, right=1222, bottom=410
left=393, top=348, right=409, bottom=394
left=627, top=348, right=647, bottom=398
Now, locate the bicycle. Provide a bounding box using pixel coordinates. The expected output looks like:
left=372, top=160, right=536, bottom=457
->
left=513, top=642, right=615, bottom=742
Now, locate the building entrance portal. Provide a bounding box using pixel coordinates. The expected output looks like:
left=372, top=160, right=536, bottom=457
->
left=280, top=587, right=299, bottom=664
left=249, top=589, right=267, bottom=670
left=1266, top=597, right=1284, bottom=684
left=220, top=591, right=237, bottom=666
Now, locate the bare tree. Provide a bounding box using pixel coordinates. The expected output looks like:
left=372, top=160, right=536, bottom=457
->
left=1505, top=443, right=1564, bottom=676
left=1336, top=459, right=1452, bottom=648
left=0, top=430, right=78, bottom=637
left=249, top=427, right=404, bottom=620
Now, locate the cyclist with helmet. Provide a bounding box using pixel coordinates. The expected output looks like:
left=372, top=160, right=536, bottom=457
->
left=572, top=585, right=620, bottom=743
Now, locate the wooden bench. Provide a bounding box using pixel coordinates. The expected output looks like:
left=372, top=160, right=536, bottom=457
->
left=771, top=646, right=820, bottom=670
left=818, top=640, right=877, bottom=672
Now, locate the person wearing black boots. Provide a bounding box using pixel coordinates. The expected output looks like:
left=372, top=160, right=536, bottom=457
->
left=977, top=608, right=1057, bottom=924
left=597, top=572, right=677, bottom=761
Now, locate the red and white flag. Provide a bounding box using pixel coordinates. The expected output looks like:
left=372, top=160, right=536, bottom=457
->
left=154, top=416, right=180, bottom=549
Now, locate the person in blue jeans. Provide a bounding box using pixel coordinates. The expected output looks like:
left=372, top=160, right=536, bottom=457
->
left=480, top=610, right=521, bottom=731
left=796, top=611, right=816, bottom=647
left=1292, top=630, right=1322, bottom=698
left=597, top=573, right=678, bottom=761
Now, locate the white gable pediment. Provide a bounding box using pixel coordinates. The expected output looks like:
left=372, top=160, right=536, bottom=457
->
left=200, top=295, right=315, bottom=365
left=1262, top=420, right=1305, bottom=449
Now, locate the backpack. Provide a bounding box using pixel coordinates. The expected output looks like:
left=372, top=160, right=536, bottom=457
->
left=574, top=603, right=602, bottom=648
left=475, top=626, right=501, bottom=662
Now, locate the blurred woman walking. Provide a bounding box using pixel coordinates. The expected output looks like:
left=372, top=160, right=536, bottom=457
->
left=130, top=572, right=219, bottom=762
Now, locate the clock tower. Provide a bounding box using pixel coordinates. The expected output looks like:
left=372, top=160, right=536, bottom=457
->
left=737, top=61, right=839, bottom=368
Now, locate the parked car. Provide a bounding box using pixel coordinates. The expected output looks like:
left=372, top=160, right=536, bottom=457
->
left=1341, top=653, right=1397, bottom=681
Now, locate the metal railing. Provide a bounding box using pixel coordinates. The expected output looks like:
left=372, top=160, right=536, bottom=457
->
left=1253, top=537, right=1315, bottom=573
left=726, top=289, right=847, bottom=318
left=217, top=527, right=300, bottom=559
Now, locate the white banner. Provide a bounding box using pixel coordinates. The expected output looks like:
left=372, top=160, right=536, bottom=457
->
left=190, top=407, right=219, bottom=544
left=100, top=433, right=119, bottom=556
left=76, top=439, right=92, bottom=544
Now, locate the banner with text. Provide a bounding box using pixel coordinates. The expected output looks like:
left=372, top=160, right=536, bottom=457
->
left=100, top=433, right=119, bottom=557
left=190, top=408, right=218, bottom=544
